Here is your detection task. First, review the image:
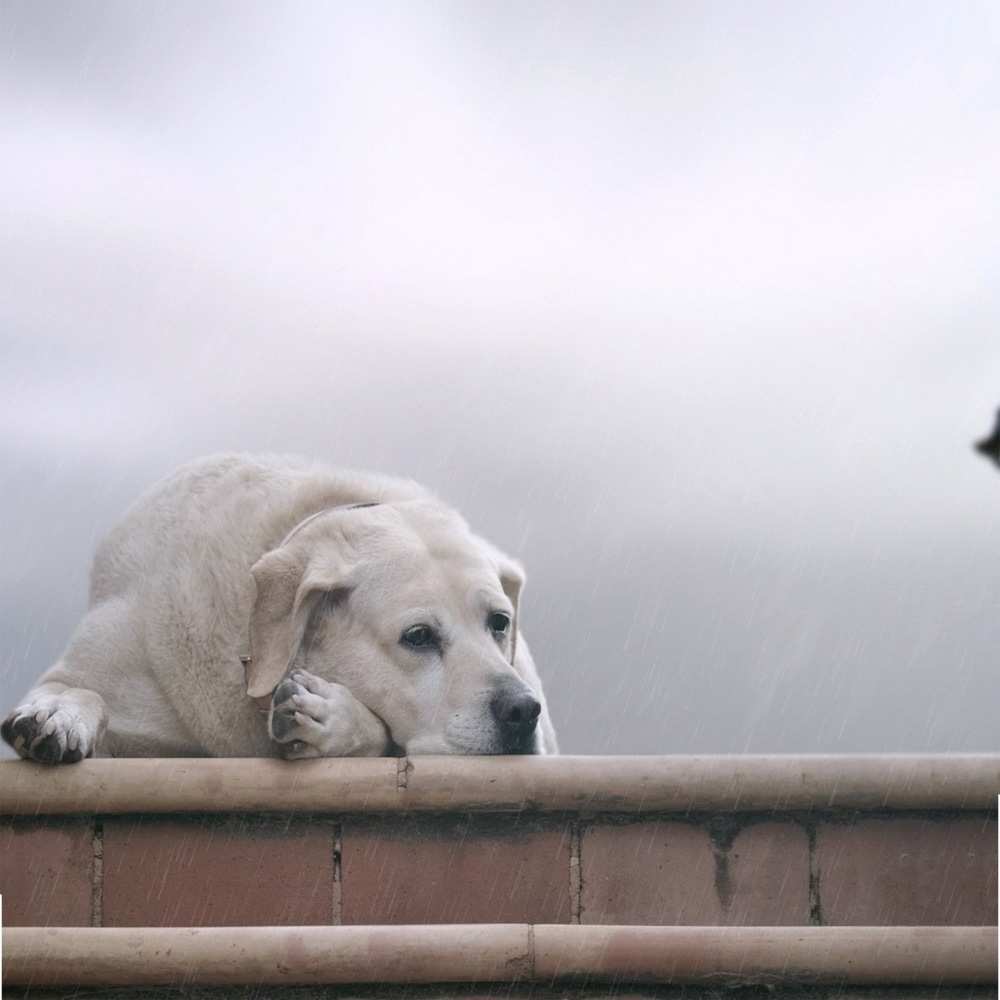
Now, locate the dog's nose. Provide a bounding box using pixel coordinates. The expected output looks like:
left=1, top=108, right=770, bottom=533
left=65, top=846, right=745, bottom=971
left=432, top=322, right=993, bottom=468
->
left=490, top=686, right=541, bottom=751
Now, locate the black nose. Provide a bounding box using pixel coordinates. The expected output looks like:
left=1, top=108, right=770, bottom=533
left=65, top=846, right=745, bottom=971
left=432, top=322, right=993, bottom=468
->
left=490, top=686, right=541, bottom=752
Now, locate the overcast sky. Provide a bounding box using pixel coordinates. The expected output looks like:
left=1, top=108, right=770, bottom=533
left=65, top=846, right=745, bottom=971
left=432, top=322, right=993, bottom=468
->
left=3, top=1, right=1000, bottom=755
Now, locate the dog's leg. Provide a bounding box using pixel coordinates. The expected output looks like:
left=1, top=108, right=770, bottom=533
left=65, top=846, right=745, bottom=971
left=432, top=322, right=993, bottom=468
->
left=1, top=596, right=136, bottom=763
left=269, top=670, right=390, bottom=758
left=2, top=679, right=107, bottom=763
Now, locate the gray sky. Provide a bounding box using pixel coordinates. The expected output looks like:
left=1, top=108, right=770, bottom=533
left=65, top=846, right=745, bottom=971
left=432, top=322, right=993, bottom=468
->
left=3, top=0, right=1000, bottom=754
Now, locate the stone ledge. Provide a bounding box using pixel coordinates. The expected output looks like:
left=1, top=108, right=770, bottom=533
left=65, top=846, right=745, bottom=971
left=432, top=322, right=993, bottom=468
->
left=3, top=925, right=996, bottom=988
left=2, top=755, right=999, bottom=814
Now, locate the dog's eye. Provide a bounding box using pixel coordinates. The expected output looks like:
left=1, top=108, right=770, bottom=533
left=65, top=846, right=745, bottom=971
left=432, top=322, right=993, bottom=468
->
left=488, top=612, right=511, bottom=635
left=401, top=624, right=438, bottom=649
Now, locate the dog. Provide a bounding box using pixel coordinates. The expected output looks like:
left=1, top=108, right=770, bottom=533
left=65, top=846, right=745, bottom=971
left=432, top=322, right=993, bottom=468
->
left=2, top=454, right=557, bottom=762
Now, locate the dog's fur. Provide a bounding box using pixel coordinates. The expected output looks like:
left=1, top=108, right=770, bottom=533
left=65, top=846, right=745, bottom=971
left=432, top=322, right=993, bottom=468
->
left=2, top=454, right=557, bottom=761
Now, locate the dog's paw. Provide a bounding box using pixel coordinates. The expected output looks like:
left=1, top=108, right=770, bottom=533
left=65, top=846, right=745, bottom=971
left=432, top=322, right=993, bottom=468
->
left=1, top=697, right=96, bottom=764
left=269, top=671, right=374, bottom=759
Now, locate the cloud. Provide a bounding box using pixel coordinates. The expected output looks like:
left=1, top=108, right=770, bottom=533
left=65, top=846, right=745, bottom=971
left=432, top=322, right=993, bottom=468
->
left=2, top=1, right=1000, bottom=754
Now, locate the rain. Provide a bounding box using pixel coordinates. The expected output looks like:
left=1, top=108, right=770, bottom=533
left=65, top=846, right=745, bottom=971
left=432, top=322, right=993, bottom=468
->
left=3, top=0, right=1000, bottom=758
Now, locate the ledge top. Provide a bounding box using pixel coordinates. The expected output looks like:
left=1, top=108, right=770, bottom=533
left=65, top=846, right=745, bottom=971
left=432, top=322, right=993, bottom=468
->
left=1, top=754, right=997, bottom=815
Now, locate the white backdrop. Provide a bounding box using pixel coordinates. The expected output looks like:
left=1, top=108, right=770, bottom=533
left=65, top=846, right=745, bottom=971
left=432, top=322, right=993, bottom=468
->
left=3, top=1, right=1000, bottom=754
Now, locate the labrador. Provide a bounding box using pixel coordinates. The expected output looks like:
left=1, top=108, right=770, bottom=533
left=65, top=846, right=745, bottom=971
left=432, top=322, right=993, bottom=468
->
left=2, top=454, right=557, bottom=762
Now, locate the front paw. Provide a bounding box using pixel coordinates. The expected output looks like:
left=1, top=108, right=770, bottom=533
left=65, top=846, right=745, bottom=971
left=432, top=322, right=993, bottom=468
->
left=269, top=671, right=372, bottom=759
left=1, top=698, right=95, bottom=764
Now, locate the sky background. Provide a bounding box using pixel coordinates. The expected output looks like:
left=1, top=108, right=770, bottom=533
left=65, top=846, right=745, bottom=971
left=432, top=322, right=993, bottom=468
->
left=3, top=0, right=1000, bottom=755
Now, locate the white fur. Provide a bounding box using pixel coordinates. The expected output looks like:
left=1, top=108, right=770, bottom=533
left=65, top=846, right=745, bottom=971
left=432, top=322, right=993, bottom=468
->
left=2, top=454, right=558, bottom=761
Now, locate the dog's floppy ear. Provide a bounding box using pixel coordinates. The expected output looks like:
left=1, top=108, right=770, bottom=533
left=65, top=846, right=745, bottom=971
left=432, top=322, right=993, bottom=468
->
left=477, top=537, right=525, bottom=665
left=246, top=545, right=348, bottom=698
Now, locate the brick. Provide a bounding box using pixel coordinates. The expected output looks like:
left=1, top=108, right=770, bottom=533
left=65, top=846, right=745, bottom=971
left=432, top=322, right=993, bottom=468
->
left=341, top=815, right=571, bottom=924
left=581, top=821, right=721, bottom=924
left=816, top=816, right=998, bottom=925
left=0, top=818, right=93, bottom=926
left=722, top=821, right=811, bottom=925
left=580, top=819, right=811, bottom=925
left=102, top=815, right=334, bottom=926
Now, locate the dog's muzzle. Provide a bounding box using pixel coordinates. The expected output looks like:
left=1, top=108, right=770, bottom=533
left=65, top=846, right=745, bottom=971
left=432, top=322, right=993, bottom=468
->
left=490, top=683, right=542, bottom=754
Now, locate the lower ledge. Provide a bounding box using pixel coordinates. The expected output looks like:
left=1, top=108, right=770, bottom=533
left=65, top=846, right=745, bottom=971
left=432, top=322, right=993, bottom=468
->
left=3, top=925, right=995, bottom=988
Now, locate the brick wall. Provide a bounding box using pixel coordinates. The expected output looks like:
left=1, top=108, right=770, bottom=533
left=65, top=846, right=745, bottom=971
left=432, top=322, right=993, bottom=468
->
left=3, top=809, right=995, bottom=928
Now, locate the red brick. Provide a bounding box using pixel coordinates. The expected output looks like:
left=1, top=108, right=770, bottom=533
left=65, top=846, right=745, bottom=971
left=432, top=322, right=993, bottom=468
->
left=722, top=821, right=811, bottom=925
left=0, top=818, right=93, bottom=926
left=102, top=816, right=334, bottom=926
left=816, top=816, right=997, bottom=925
left=581, top=820, right=811, bottom=925
left=341, top=815, right=571, bottom=924
left=581, top=821, right=721, bottom=924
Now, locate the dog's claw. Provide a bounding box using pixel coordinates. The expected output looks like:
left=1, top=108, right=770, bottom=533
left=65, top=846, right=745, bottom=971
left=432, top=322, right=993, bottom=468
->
left=1, top=703, right=94, bottom=765
left=268, top=670, right=370, bottom=758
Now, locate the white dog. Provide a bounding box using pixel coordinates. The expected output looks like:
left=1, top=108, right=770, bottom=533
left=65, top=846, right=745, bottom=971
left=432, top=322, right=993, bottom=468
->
left=2, top=454, right=557, bottom=762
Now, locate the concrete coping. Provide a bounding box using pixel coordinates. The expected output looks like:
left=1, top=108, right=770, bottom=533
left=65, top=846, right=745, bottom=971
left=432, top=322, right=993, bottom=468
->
left=1, top=754, right=998, bottom=815
left=3, top=925, right=996, bottom=987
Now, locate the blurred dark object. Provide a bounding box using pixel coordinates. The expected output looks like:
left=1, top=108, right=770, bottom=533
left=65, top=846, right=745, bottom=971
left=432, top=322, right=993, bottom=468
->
left=974, top=409, right=1000, bottom=467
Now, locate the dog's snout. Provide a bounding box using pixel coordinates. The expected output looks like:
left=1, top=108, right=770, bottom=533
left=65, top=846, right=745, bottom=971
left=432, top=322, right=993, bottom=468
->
left=490, top=686, right=541, bottom=752
left=490, top=688, right=541, bottom=729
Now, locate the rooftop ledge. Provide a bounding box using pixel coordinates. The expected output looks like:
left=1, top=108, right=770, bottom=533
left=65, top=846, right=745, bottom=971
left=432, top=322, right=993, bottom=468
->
left=3, top=925, right=996, bottom=988
left=1, top=753, right=998, bottom=815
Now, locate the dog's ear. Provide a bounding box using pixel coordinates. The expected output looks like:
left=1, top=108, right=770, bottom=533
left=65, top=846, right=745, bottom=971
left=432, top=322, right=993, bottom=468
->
left=246, top=545, right=349, bottom=698
left=476, top=537, right=525, bottom=664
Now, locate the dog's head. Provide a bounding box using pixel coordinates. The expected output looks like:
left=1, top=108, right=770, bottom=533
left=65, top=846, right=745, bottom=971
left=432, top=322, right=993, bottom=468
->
left=246, top=501, right=542, bottom=754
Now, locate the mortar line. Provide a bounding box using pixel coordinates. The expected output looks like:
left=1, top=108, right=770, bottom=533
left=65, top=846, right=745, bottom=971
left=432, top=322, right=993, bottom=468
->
left=569, top=819, right=582, bottom=924
left=90, top=818, right=104, bottom=928
left=332, top=822, right=343, bottom=925
left=805, top=819, right=823, bottom=926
